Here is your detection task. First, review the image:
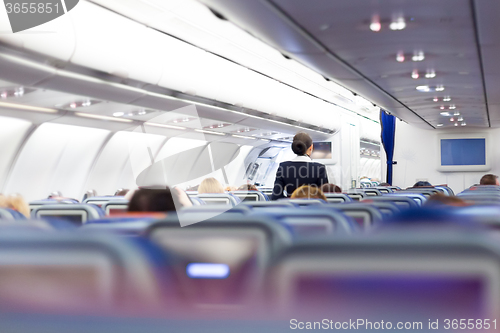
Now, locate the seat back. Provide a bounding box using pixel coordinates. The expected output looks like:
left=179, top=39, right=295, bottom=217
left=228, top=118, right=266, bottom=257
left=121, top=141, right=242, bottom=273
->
left=193, top=193, right=240, bottom=206
left=345, top=192, right=365, bottom=201
left=360, top=188, right=382, bottom=196
left=329, top=203, right=383, bottom=228
left=324, top=193, right=353, bottom=203
left=101, top=200, right=129, bottom=215
left=268, top=232, right=500, bottom=319
left=243, top=201, right=296, bottom=210
left=373, top=187, right=393, bottom=194
left=401, top=188, right=440, bottom=198
left=362, top=195, right=419, bottom=210
left=83, top=196, right=125, bottom=208
left=230, top=190, right=268, bottom=202
left=0, top=208, right=27, bottom=220
left=457, top=192, right=500, bottom=204
left=280, top=199, right=326, bottom=207
left=387, top=192, right=427, bottom=206
left=253, top=207, right=357, bottom=237
left=0, top=232, right=165, bottom=311
left=145, top=215, right=291, bottom=305
left=31, top=204, right=105, bottom=225
left=361, top=201, right=401, bottom=217
left=29, top=199, right=75, bottom=212
left=179, top=205, right=252, bottom=221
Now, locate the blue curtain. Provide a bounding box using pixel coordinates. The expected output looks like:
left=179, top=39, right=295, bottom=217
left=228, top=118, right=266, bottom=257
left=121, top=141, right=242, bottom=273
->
left=380, top=110, right=396, bottom=185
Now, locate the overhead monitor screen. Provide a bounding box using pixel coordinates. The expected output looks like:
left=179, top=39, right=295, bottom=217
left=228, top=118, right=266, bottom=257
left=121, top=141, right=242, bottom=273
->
left=311, top=142, right=332, bottom=159
left=441, top=139, right=486, bottom=166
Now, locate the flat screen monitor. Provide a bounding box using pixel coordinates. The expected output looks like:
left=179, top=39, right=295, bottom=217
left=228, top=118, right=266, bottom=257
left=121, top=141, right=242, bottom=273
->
left=438, top=134, right=490, bottom=172
left=37, top=210, right=87, bottom=225
left=310, top=142, right=336, bottom=164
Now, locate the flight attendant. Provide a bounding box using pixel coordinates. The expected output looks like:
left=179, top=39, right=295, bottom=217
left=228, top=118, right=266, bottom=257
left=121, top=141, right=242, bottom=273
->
left=271, top=132, right=329, bottom=200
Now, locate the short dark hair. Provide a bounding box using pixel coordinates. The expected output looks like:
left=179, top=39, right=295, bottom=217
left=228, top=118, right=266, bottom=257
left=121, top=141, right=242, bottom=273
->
left=321, top=183, right=342, bottom=193
left=480, top=174, right=498, bottom=185
left=128, top=188, right=181, bottom=212
left=291, top=132, right=313, bottom=155
left=413, top=181, right=432, bottom=187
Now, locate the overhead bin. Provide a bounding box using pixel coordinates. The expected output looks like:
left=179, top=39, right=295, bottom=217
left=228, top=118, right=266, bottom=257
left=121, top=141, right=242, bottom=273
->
left=70, top=1, right=165, bottom=85
left=0, top=8, right=75, bottom=62
left=0, top=53, right=56, bottom=86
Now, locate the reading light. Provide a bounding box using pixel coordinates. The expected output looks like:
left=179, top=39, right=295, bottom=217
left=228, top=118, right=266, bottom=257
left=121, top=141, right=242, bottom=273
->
left=450, top=117, right=454, bottom=121
left=113, top=112, right=124, bottom=117
left=145, top=123, right=186, bottom=130
left=75, top=112, right=133, bottom=123
left=416, top=85, right=430, bottom=92
left=0, top=101, right=58, bottom=113
left=461, top=122, right=466, bottom=126
left=454, top=123, right=458, bottom=126
left=437, top=124, right=443, bottom=127
left=454, top=111, right=460, bottom=116
left=411, top=70, right=419, bottom=79
left=0, top=92, right=7, bottom=99
left=449, top=105, right=456, bottom=110
left=457, top=117, right=463, bottom=121
left=195, top=129, right=225, bottom=136
left=370, top=15, right=381, bottom=32
left=412, top=51, right=425, bottom=62
left=232, top=134, right=256, bottom=140
left=396, top=51, right=405, bottom=62
left=440, top=112, right=450, bottom=116
left=433, top=97, right=439, bottom=102
left=70, top=102, right=77, bottom=109
left=443, top=97, right=451, bottom=102
left=436, top=86, right=445, bottom=92
left=425, top=71, right=436, bottom=78
left=390, top=17, right=406, bottom=30
left=440, top=106, right=445, bottom=110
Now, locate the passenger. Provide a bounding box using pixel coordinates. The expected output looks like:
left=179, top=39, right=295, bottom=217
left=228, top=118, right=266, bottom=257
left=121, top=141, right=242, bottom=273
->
left=238, top=184, right=258, bottom=191
left=5, top=194, right=30, bottom=218
left=291, top=185, right=327, bottom=201
left=321, top=183, right=342, bottom=193
left=114, top=188, right=129, bottom=196
left=224, top=186, right=237, bottom=192
left=424, top=193, right=467, bottom=207
left=379, top=182, right=391, bottom=186
left=413, top=181, right=433, bottom=187
left=271, top=132, right=328, bottom=200
left=479, top=174, right=499, bottom=186
left=128, top=187, right=192, bottom=213
left=198, top=177, right=225, bottom=194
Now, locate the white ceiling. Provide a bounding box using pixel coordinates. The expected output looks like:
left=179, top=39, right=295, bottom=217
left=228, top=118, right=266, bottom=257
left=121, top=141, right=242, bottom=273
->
left=200, top=0, right=500, bottom=129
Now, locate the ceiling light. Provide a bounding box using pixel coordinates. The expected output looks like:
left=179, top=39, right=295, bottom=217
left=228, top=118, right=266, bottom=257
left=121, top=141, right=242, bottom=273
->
left=195, top=129, right=225, bottom=136
left=461, top=122, right=466, bottom=126
left=437, top=124, right=443, bottom=127
left=450, top=117, right=454, bottom=121
left=443, top=97, right=451, bottom=102
left=75, top=112, right=133, bottom=123
left=113, top=112, right=124, bottom=117
left=412, top=51, right=425, bottom=62
left=449, top=105, right=456, bottom=110
left=138, top=109, right=147, bottom=115
left=232, top=134, right=256, bottom=140
left=440, top=112, right=450, bottom=116
left=0, top=101, right=58, bottom=113
left=0, top=92, right=7, bottom=99
left=145, top=123, right=186, bottom=130
left=440, top=106, right=445, bottom=110
left=70, top=102, right=77, bottom=109
left=370, top=15, right=381, bottom=32
left=81, top=100, right=91, bottom=107
left=454, top=111, right=460, bottom=116
left=390, top=17, right=406, bottom=30
left=416, top=85, right=430, bottom=92
left=436, top=85, right=445, bottom=92
left=14, top=87, right=24, bottom=97
left=411, top=70, right=419, bottom=79
left=433, top=97, right=439, bottom=102
left=425, top=71, right=436, bottom=79
left=454, top=123, right=458, bottom=126
left=457, top=117, right=463, bottom=121
left=260, top=139, right=271, bottom=143
left=396, top=51, right=405, bottom=63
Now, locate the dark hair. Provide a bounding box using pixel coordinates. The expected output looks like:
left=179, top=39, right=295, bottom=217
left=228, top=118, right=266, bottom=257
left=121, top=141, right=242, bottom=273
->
left=480, top=174, right=498, bottom=185
left=424, top=193, right=467, bottom=207
left=291, top=132, right=313, bottom=156
left=238, top=184, right=258, bottom=191
left=128, top=188, right=181, bottom=212
left=413, top=181, right=432, bottom=187
left=321, top=183, right=342, bottom=193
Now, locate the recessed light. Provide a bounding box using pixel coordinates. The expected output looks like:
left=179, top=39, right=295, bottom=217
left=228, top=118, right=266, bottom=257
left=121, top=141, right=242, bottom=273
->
left=390, top=17, right=406, bottom=30
left=70, top=102, right=77, bottom=109
left=396, top=51, right=405, bottom=63
left=450, top=117, right=454, bottom=121
left=436, top=85, right=445, bottom=92
left=443, top=97, right=451, bottom=102
left=457, top=117, right=463, bottom=121
left=411, top=70, right=419, bottom=79
left=425, top=71, right=436, bottom=78
left=449, top=105, right=456, bottom=110
left=440, top=106, right=445, bottom=110
left=436, top=124, right=443, bottom=127
left=461, top=122, right=466, bottom=126
left=113, top=112, right=124, bottom=117
left=454, top=123, right=458, bottom=126
left=454, top=111, right=460, bottom=116
left=412, top=51, right=425, bottom=62
left=433, top=98, right=439, bottom=102
left=416, top=85, right=430, bottom=92
left=370, top=20, right=381, bottom=32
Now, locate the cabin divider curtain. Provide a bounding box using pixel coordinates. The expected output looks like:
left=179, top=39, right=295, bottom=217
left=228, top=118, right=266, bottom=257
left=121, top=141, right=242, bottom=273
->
left=380, top=110, right=396, bottom=185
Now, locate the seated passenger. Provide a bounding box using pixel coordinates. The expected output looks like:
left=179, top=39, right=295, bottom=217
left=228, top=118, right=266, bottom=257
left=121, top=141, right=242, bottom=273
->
left=413, top=181, right=433, bottom=187
left=238, top=184, right=258, bottom=191
left=5, top=194, right=30, bottom=218
left=128, top=187, right=192, bottom=213
left=290, top=185, right=327, bottom=201
left=479, top=174, right=499, bottom=186
left=424, top=193, right=467, bottom=207
left=321, top=183, right=342, bottom=193
left=198, top=177, right=224, bottom=194
left=379, top=182, right=391, bottom=186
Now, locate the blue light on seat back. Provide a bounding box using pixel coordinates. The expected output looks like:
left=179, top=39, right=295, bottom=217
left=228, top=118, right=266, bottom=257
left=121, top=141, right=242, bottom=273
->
left=186, top=263, right=230, bottom=279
